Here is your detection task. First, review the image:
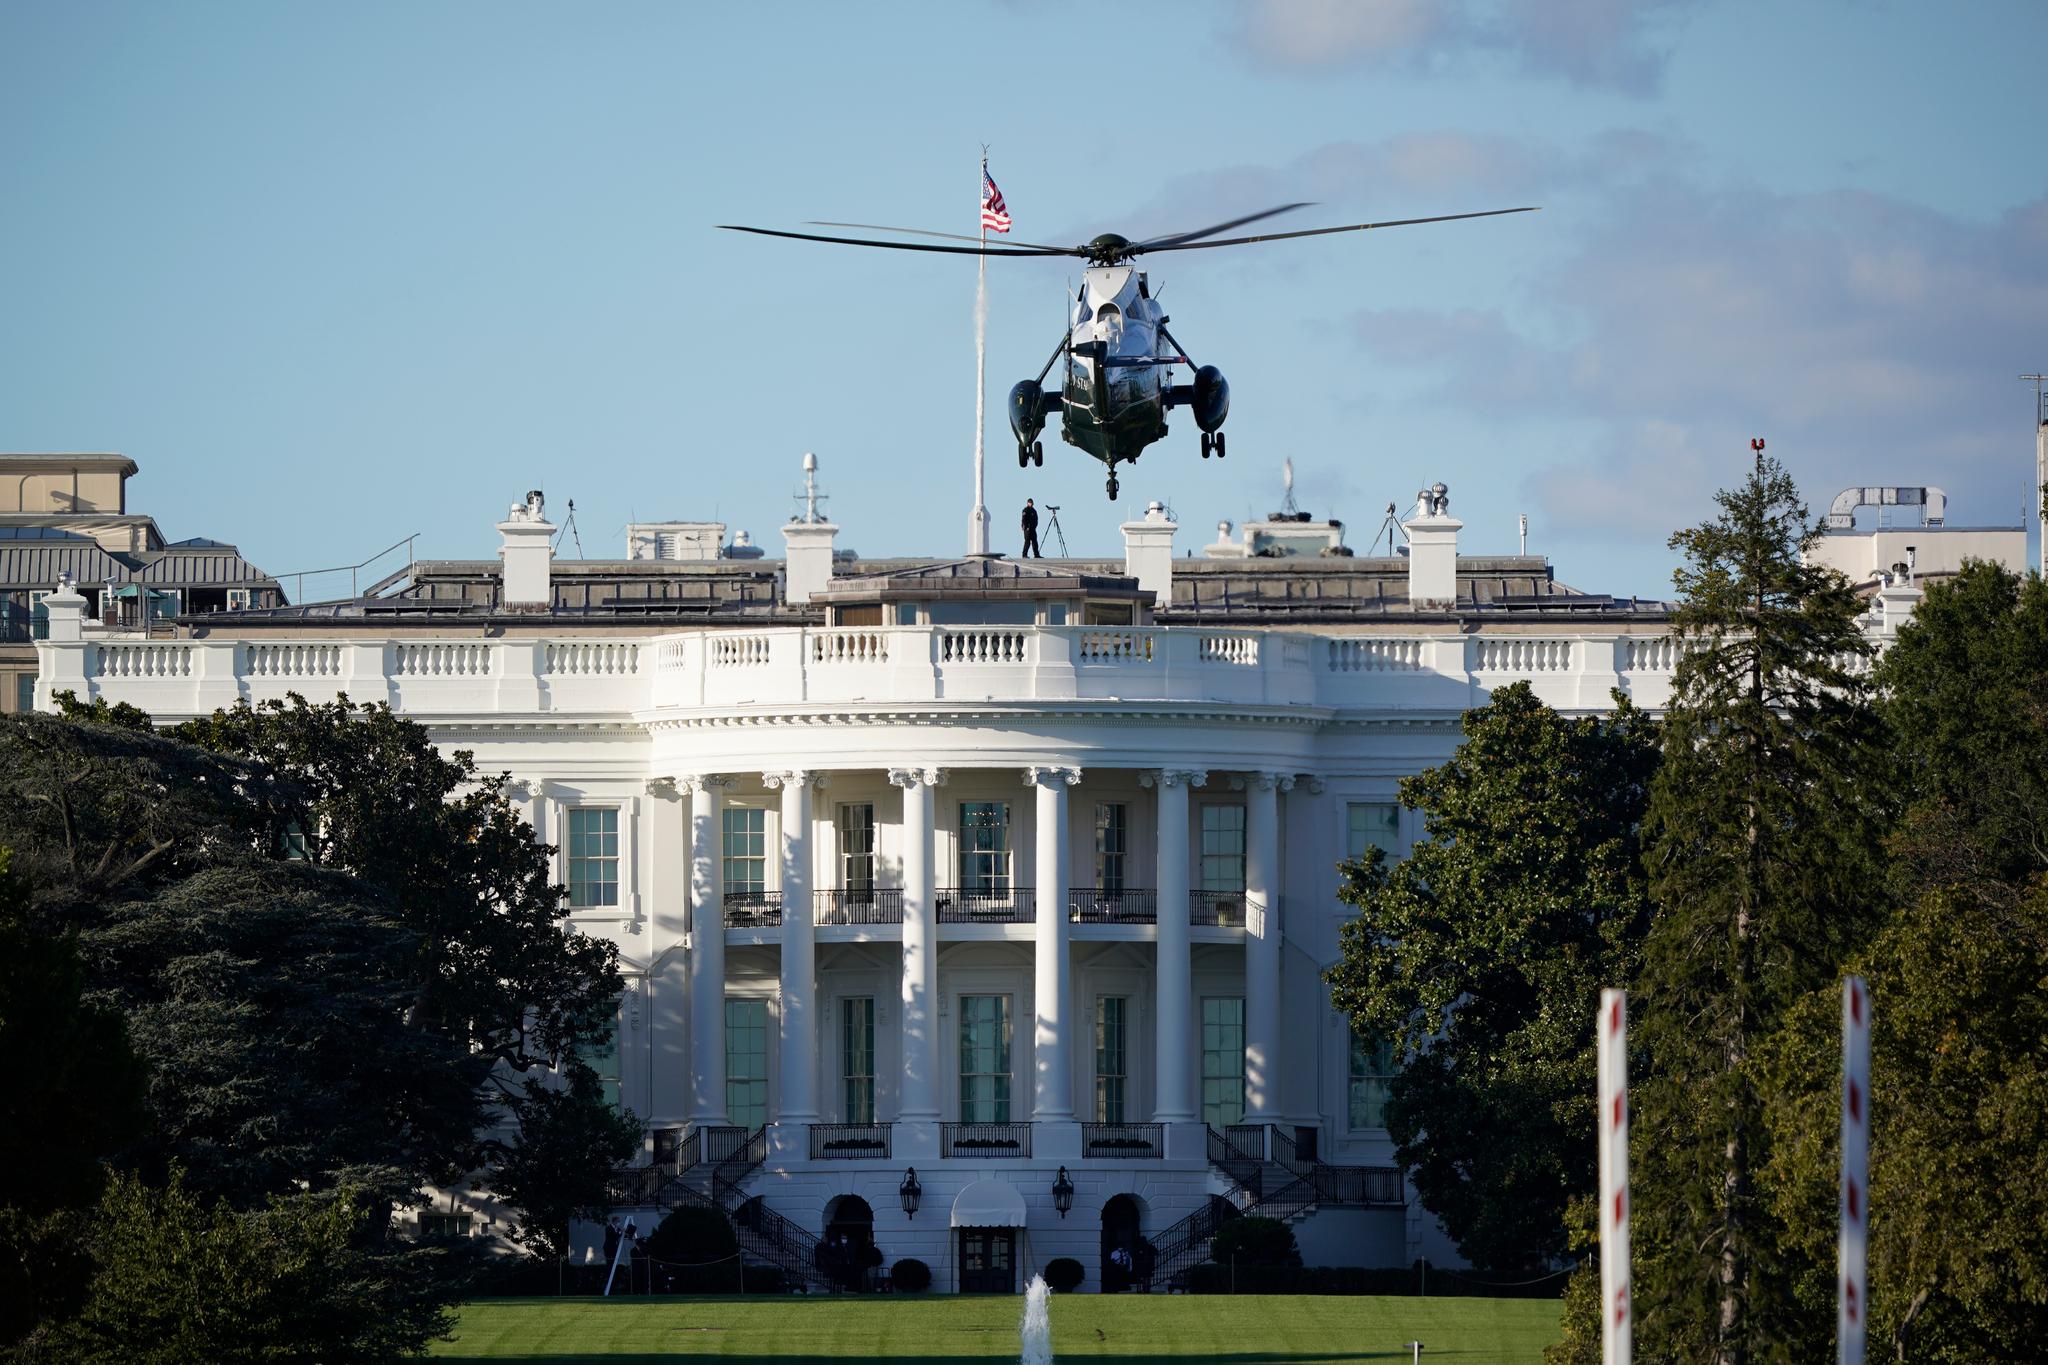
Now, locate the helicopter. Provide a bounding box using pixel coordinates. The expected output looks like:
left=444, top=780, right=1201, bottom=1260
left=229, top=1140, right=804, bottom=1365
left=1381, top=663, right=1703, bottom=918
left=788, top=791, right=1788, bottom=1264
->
left=720, top=200, right=1535, bottom=500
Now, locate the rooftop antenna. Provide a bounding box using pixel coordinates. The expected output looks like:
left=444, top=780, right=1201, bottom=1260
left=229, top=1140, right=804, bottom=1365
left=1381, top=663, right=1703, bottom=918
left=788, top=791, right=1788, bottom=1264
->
left=968, top=144, right=994, bottom=558
left=553, top=499, right=586, bottom=558
left=2026, top=374, right=2048, bottom=576
left=794, top=451, right=830, bottom=524
left=1519, top=513, right=1529, bottom=555
left=1372, top=501, right=1407, bottom=556
left=1279, top=458, right=1300, bottom=517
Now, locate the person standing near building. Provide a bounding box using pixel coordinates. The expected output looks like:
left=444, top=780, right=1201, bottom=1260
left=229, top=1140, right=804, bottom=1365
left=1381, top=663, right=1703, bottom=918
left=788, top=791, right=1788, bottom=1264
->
left=1021, top=498, right=1041, bottom=558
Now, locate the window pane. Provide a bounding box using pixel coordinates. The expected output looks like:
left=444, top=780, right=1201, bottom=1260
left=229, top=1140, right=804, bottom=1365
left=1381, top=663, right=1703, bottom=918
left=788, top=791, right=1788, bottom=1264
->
left=842, top=997, right=875, bottom=1124
left=1346, top=803, right=1402, bottom=862
left=1095, top=996, right=1127, bottom=1123
left=1201, top=997, right=1245, bottom=1126
left=958, top=994, right=1011, bottom=1122
left=566, top=808, right=619, bottom=908
left=959, top=803, right=1010, bottom=895
left=726, top=998, right=769, bottom=1129
left=838, top=804, right=876, bottom=892
left=723, top=807, right=767, bottom=894
left=1199, top=806, right=1246, bottom=894
left=580, top=1011, right=624, bottom=1114
left=1348, top=1030, right=1396, bottom=1131
left=1093, top=803, right=1127, bottom=894
left=14, top=673, right=33, bottom=713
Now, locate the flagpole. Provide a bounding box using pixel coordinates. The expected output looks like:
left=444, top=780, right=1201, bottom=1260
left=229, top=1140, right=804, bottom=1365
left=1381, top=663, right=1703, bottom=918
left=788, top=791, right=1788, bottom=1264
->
left=969, top=148, right=992, bottom=557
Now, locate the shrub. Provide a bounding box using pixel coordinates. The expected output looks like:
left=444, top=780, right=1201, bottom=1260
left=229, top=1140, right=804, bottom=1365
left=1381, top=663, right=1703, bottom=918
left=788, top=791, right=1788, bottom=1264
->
left=1043, top=1257, right=1085, bottom=1292
left=1209, top=1216, right=1301, bottom=1268
left=892, top=1257, right=931, bottom=1292
left=641, top=1205, right=742, bottom=1293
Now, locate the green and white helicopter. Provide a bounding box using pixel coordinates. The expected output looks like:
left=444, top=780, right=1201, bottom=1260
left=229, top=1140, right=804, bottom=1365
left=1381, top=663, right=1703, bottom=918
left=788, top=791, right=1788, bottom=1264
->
left=721, top=201, right=1534, bottom=500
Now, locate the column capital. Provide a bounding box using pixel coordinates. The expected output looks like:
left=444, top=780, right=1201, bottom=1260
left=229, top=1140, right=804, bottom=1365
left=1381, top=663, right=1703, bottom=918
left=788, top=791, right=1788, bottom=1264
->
left=1232, top=771, right=1291, bottom=793
left=504, top=777, right=537, bottom=801
left=1140, top=768, right=1208, bottom=790
left=1022, top=765, right=1082, bottom=789
left=1299, top=775, right=1326, bottom=795
left=888, top=767, right=948, bottom=789
left=677, top=773, right=734, bottom=794
left=760, top=769, right=827, bottom=790
left=643, top=776, right=679, bottom=800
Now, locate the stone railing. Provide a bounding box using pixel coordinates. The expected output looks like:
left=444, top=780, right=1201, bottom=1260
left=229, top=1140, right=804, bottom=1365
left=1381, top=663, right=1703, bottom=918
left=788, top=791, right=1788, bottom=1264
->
left=39, top=623, right=1725, bottom=720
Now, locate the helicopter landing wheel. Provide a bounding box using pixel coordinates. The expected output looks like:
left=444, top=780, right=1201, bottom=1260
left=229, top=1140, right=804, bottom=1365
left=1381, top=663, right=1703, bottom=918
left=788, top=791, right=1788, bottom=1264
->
left=1213, top=430, right=1227, bottom=459
left=1017, top=444, right=1030, bottom=468
left=1106, top=473, right=1120, bottom=501
left=1200, top=432, right=1212, bottom=459
left=1031, top=440, right=1043, bottom=467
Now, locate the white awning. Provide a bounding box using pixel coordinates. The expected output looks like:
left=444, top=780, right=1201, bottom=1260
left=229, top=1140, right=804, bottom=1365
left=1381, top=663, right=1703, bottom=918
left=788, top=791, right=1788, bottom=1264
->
left=950, top=1179, right=1027, bottom=1228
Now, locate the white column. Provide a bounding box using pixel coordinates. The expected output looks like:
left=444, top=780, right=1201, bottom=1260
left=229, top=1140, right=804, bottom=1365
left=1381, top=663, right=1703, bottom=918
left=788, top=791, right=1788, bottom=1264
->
left=684, top=774, right=731, bottom=1126
left=1243, top=772, right=1288, bottom=1120
left=1027, top=766, right=1081, bottom=1122
left=642, top=778, right=690, bottom=1127
left=1144, top=769, right=1204, bottom=1125
left=768, top=771, right=820, bottom=1129
left=890, top=767, right=944, bottom=1127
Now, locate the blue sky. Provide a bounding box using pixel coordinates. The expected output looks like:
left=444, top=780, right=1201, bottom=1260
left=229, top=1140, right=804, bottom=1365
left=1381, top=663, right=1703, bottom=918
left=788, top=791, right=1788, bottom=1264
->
left=3, top=1, right=2044, bottom=598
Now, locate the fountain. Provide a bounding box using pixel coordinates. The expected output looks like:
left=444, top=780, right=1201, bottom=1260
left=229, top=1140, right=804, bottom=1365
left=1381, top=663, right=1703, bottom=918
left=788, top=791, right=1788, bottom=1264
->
left=1020, top=1273, right=1053, bottom=1365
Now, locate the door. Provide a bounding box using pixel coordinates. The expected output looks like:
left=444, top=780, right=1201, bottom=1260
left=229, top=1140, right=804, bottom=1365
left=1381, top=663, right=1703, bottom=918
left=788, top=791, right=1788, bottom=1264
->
left=958, top=1228, right=1016, bottom=1293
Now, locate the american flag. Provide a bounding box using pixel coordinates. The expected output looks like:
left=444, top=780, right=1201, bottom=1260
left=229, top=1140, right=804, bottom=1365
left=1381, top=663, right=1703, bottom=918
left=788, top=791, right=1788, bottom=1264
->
left=981, top=170, right=1011, bottom=234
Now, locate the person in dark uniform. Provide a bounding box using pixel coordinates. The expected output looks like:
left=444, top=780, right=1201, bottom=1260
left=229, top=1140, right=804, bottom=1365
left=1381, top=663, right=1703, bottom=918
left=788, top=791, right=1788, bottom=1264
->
left=1021, top=498, right=1041, bottom=558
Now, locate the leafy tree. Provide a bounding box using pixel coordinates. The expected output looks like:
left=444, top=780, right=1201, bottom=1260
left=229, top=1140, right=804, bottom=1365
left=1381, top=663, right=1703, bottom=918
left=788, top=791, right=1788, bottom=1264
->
left=490, top=1064, right=644, bottom=1260
left=1630, top=452, right=1894, bottom=1363
left=1325, top=682, right=1660, bottom=1271
left=1209, top=1216, right=1301, bottom=1268
left=1755, top=889, right=2048, bottom=1363
left=1873, top=561, right=2048, bottom=908
left=45, top=1169, right=455, bottom=1364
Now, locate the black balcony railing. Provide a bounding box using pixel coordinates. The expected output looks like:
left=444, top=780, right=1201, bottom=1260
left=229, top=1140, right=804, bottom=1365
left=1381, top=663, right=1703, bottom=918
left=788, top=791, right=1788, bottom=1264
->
left=1069, top=888, right=1157, bottom=924
left=809, top=1122, right=892, bottom=1159
left=941, top=1122, right=1033, bottom=1158
left=1082, top=1122, right=1164, bottom=1158
left=815, top=888, right=904, bottom=925
left=935, top=888, right=1034, bottom=924
left=722, top=890, right=783, bottom=928
left=1189, top=890, right=1249, bottom=927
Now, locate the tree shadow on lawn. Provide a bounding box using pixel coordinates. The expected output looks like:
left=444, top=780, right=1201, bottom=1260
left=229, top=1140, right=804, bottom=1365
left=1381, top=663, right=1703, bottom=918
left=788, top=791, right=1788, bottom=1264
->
left=434, top=1354, right=1489, bottom=1364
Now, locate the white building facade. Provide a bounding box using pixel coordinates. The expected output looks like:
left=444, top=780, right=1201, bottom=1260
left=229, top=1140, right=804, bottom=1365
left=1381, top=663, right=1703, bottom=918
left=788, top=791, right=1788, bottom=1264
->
left=34, top=484, right=1924, bottom=1294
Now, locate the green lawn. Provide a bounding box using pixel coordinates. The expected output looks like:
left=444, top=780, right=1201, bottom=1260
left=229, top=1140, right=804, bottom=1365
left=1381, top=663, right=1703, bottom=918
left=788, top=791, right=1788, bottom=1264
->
left=432, top=1294, right=1562, bottom=1363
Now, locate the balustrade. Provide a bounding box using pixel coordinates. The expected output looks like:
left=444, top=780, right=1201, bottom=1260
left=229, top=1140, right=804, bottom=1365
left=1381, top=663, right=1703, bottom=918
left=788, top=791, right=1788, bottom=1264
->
left=722, top=891, right=783, bottom=928
left=1189, top=891, right=1249, bottom=928
left=935, top=888, right=1034, bottom=924
left=1069, top=887, right=1157, bottom=924
left=809, top=1123, right=892, bottom=1159
left=941, top=1122, right=1032, bottom=1158
left=815, top=888, right=904, bottom=925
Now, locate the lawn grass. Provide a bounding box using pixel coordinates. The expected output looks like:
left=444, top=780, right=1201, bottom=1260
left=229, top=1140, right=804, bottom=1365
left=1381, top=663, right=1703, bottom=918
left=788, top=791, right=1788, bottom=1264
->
left=431, top=1293, right=1562, bottom=1363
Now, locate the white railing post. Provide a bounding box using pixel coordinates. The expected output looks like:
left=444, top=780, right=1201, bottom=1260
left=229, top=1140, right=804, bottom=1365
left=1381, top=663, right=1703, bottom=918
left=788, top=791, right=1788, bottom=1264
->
left=1599, top=988, right=1632, bottom=1364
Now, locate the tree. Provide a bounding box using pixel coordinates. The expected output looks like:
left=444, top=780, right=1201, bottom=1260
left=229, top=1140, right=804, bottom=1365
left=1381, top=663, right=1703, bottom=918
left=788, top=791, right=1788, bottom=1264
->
left=490, top=1064, right=644, bottom=1260
left=1630, top=451, right=1894, bottom=1363
left=1325, top=682, right=1660, bottom=1271
left=1756, top=889, right=2048, bottom=1361
left=1873, top=561, right=2048, bottom=908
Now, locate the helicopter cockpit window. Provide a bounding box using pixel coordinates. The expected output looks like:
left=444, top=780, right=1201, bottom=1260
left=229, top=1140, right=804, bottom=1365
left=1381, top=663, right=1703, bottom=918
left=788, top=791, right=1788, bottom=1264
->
left=1095, top=303, right=1123, bottom=342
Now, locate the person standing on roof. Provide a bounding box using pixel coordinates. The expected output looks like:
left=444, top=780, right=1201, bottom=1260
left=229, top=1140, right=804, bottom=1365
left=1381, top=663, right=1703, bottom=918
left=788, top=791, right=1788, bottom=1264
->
left=1021, top=499, right=1041, bottom=558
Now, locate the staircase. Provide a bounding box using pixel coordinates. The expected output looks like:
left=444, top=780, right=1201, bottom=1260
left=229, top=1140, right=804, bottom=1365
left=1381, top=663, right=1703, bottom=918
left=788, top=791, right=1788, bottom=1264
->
left=607, top=1125, right=840, bottom=1294
left=1139, top=1124, right=1403, bottom=1292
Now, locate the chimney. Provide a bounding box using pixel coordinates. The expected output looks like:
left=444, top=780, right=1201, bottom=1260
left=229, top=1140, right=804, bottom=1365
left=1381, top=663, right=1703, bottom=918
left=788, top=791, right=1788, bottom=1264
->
left=497, top=490, right=556, bottom=609
left=1404, top=482, right=1462, bottom=609
left=782, top=452, right=839, bottom=605
left=1120, top=501, right=1177, bottom=601
left=42, top=570, right=88, bottom=642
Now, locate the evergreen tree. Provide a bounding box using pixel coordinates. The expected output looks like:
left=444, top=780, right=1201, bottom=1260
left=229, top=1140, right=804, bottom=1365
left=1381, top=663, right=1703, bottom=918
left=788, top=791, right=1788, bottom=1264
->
left=1326, top=682, right=1660, bottom=1271
left=1630, top=450, right=1893, bottom=1363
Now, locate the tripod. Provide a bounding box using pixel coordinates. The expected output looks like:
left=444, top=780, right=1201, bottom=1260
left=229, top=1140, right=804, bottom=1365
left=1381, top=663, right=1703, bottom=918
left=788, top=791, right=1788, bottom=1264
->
left=1042, top=505, right=1070, bottom=557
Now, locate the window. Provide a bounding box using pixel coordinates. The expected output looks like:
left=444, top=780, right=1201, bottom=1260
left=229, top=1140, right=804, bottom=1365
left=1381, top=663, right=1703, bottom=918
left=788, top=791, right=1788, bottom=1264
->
left=1201, top=997, right=1246, bottom=1127
left=225, top=588, right=254, bottom=611
left=726, top=998, right=769, bottom=1129
left=895, top=602, right=918, bottom=626
left=418, top=1212, right=473, bottom=1240
left=566, top=808, right=619, bottom=908
left=723, top=807, right=767, bottom=895
left=838, top=803, right=875, bottom=893
left=1095, top=996, right=1128, bottom=1123
left=14, top=673, right=34, bottom=713
left=1045, top=602, right=1067, bottom=626
left=1094, top=803, right=1127, bottom=893
left=958, top=994, right=1012, bottom=1122
left=1199, top=805, right=1246, bottom=894
left=583, top=1015, right=624, bottom=1114
left=958, top=802, right=1010, bottom=895
left=1349, top=1031, right=1395, bottom=1131
left=842, top=997, right=875, bottom=1123
left=280, top=823, right=311, bottom=861
left=1346, top=803, right=1402, bottom=863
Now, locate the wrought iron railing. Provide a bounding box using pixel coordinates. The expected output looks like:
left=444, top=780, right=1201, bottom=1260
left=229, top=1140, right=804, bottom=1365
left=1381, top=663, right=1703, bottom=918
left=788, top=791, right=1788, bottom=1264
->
left=722, top=890, right=783, bottom=928
left=941, top=1122, right=1033, bottom=1158
left=1069, top=888, right=1157, bottom=924
left=1189, top=891, right=1249, bottom=927
left=810, top=1123, right=892, bottom=1159
left=935, top=888, right=1034, bottom=924
left=815, top=888, right=904, bottom=925
left=1269, top=1124, right=1404, bottom=1206
left=698, top=1124, right=751, bottom=1166
left=1082, top=1122, right=1163, bottom=1158
left=732, top=1193, right=838, bottom=1293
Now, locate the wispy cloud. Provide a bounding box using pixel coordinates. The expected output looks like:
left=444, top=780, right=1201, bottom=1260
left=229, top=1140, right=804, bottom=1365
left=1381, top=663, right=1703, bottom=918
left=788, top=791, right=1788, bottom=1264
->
left=1231, top=0, right=1705, bottom=94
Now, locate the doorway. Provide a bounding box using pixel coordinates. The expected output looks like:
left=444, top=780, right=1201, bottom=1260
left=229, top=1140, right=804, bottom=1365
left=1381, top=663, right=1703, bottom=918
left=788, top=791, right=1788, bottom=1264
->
left=822, top=1195, right=878, bottom=1291
left=1101, top=1194, right=1143, bottom=1292
left=958, top=1228, right=1016, bottom=1293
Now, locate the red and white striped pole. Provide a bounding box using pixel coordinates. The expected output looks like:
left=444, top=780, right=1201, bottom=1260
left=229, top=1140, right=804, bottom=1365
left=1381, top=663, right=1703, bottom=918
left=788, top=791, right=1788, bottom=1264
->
left=1598, top=988, right=1631, bottom=1363
left=1839, top=976, right=1870, bottom=1364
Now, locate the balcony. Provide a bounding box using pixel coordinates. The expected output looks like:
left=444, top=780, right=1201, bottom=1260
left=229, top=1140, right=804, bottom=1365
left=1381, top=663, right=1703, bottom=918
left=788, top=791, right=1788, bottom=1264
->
left=1069, top=888, right=1156, bottom=924
left=935, top=888, right=1034, bottom=924
left=1082, top=1122, right=1164, bottom=1159
left=723, top=890, right=783, bottom=928
left=942, top=1122, right=1033, bottom=1158
left=815, top=888, right=904, bottom=925
left=809, top=1122, right=892, bottom=1160
left=1189, top=891, right=1249, bottom=927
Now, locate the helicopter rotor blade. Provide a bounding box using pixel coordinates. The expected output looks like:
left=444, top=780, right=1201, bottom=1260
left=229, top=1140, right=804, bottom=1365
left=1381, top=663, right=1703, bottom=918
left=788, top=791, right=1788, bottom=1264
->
left=718, top=225, right=1075, bottom=257
left=1135, top=206, right=1539, bottom=255
left=1133, top=202, right=1314, bottom=251
left=809, top=221, right=1075, bottom=253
